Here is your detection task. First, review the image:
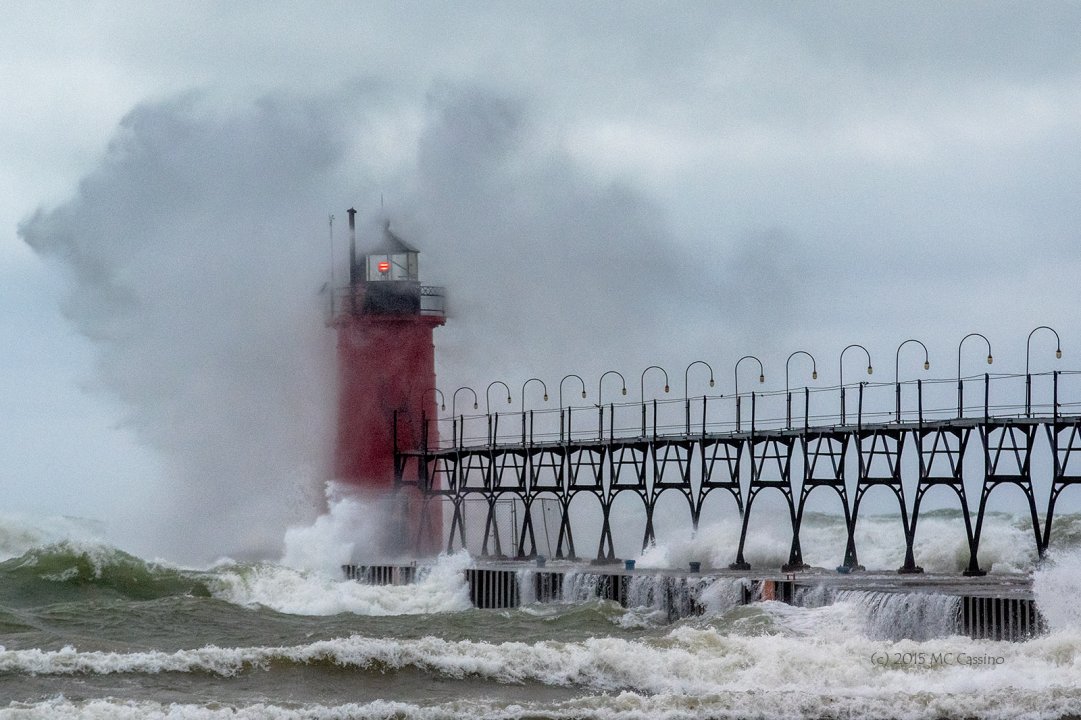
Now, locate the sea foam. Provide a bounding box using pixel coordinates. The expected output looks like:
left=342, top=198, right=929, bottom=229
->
left=207, top=551, right=472, bottom=616
left=1033, top=547, right=1081, bottom=633
left=2, top=626, right=1081, bottom=719
left=636, top=510, right=1051, bottom=574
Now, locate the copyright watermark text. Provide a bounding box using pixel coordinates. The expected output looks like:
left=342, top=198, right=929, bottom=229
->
left=869, top=651, right=1005, bottom=668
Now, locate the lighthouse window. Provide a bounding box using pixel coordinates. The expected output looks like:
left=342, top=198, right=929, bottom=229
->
left=367, top=253, right=417, bottom=281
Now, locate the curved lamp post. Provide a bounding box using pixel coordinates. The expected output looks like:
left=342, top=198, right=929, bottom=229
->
left=422, top=387, right=446, bottom=413
left=734, top=355, right=765, bottom=431
left=839, top=344, right=873, bottom=425
left=639, top=365, right=670, bottom=436
left=785, top=351, right=818, bottom=429
left=598, top=370, right=627, bottom=440
left=450, top=386, right=478, bottom=449
left=1025, top=326, right=1062, bottom=417
left=683, top=360, right=715, bottom=434
left=956, top=333, right=992, bottom=418
left=452, top=386, right=478, bottom=417
left=520, top=377, right=549, bottom=409
left=598, top=370, right=628, bottom=405
left=894, top=339, right=930, bottom=423
left=485, top=381, right=512, bottom=415
left=559, top=373, right=588, bottom=408
left=559, top=374, right=587, bottom=441
left=484, top=380, right=512, bottom=445
left=639, top=365, right=670, bottom=399
left=520, top=377, right=548, bottom=445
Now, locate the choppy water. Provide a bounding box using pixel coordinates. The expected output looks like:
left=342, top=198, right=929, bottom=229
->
left=2, top=510, right=1080, bottom=719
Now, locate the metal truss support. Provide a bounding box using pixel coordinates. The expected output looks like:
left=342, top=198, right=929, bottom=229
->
left=853, top=428, right=916, bottom=573
left=696, top=439, right=744, bottom=530
left=1044, top=417, right=1081, bottom=552
left=480, top=493, right=505, bottom=558
left=608, top=441, right=649, bottom=556
left=731, top=436, right=798, bottom=571
left=553, top=495, right=577, bottom=560
left=793, top=431, right=853, bottom=571
left=446, top=495, right=467, bottom=554
left=913, top=424, right=982, bottom=576
left=595, top=490, right=617, bottom=562
left=974, top=421, right=1042, bottom=564
left=646, top=441, right=694, bottom=549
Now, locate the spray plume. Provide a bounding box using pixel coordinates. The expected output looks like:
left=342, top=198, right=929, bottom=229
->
left=19, top=91, right=355, bottom=561
left=20, top=83, right=737, bottom=562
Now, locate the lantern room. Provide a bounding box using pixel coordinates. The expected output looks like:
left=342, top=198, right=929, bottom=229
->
left=364, top=222, right=419, bottom=282
left=351, top=220, right=424, bottom=316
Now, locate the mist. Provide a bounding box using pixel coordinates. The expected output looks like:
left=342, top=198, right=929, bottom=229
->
left=20, top=82, right=744, bottom=561
left=19, top=91, right=355, bottom=561
left=383, top=85, right=735, bottom=389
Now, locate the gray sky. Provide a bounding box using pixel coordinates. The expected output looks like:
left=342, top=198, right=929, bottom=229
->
left=3, top=2, right=1081, bottom=561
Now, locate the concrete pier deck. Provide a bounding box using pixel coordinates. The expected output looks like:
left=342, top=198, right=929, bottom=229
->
left=343, top=560, right=1046, bottom=641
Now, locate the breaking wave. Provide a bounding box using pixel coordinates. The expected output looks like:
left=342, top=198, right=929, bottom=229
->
left=207, top=552, right=473, bottom=616
left=0, top=543, right=211, bottom=606
left=3, top=625, right=1081, bottom=719
left=637, top=510, right=1081, bottom=574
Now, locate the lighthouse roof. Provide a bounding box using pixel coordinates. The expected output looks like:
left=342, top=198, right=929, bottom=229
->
left=367, top=220, right=418, bottom=255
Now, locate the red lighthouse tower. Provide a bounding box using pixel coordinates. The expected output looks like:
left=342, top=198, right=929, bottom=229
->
left=332, top=208, right=445, bottom=554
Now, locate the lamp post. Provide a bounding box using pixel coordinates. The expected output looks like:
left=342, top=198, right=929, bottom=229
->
left=839, top=344, right=873, bottom=425
left=559, top=374, right=587, bottom=442
left=485, top=381, right=512, bottom=415
left=956, top=333, right=992, bottom=418
left=520, top=377, right=548, bottom=445
left=1026, top=326, right=1062, bottom=417
left=639, top=365, right=670, bottom=436
left=451, top=386, right=478, bottom=449
left=485, top=381, right=512, bottom=445
left=734, top=355, right=764, bottom=431
left=520, top=378, right=549, bottom=410
left=785, top=351, right=817, bottom=430
left=452, top=386, right=478, bottom=417
left=894, top=339, right=930, bottom=423
left=684, top=360, right=715, bottom=435
left=422, top=387, right=446, bottom=413
left=598, top=370, right=627, bottom=440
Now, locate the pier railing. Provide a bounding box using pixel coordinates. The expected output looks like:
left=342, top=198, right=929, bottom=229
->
left=416, top=371, right=1079, bottom=449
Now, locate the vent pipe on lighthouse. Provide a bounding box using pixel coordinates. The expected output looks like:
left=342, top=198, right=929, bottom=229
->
left=347, top=207, right=358, bottom=284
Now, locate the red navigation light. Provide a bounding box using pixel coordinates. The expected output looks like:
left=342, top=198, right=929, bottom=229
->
left=377, top=260, right=390, bottom=274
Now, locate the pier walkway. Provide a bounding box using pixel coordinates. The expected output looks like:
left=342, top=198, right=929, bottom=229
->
left=394, top=370, right=1081, bottom=575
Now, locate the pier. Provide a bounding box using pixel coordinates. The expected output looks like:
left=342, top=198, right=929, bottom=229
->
left=343, top=561, right=1046, bottom=641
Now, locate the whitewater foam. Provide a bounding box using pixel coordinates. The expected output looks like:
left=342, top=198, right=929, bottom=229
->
left=3, top=625, right=1081, bottom=718
left=207, top=551, right=472, bottom=616
left=1033, top=547, right=1081, bottom=633
left=635, top=511, right=1056, bottom=574
left=280, top=488, right=416, bottom=576
left=6, top=690, right=1081, bottom=720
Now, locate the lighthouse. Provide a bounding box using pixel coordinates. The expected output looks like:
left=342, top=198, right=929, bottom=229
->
left=331, top=208, right=445, bottom=554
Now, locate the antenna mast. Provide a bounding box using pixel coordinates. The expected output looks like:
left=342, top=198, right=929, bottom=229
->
left=328, top=214, right=335, bottom=289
